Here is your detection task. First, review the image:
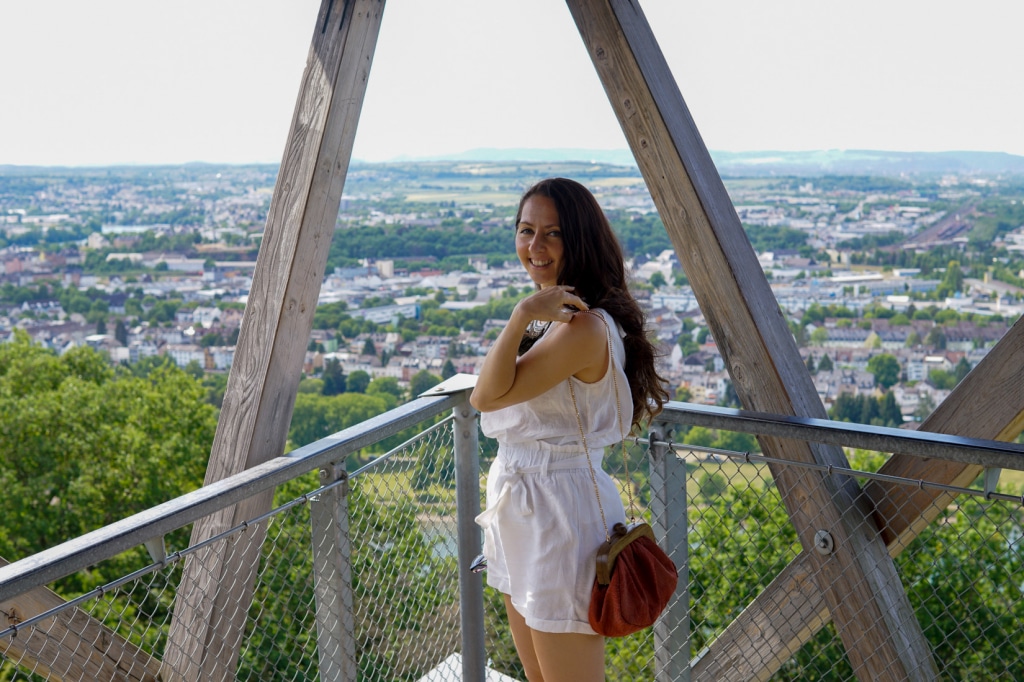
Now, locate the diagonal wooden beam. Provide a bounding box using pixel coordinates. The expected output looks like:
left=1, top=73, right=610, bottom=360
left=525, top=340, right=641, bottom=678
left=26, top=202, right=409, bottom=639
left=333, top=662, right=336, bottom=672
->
left=161, top=2, right=385, bottom=680
left=565, top=1, right=936, bottom=679
left=0, top=558, right=161, bottom=682
left=693, top=315, right=1024, bottom=681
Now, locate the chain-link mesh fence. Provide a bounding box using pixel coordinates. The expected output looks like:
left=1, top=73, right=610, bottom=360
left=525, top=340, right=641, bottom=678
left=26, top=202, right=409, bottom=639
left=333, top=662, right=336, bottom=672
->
left=681, top=442, right=1024, bottom=681
left=2, top=402, right=1022, bottom=681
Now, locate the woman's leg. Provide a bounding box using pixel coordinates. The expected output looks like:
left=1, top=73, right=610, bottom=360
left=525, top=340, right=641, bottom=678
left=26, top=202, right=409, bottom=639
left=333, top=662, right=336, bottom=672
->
left=503, top=594, right=605, bottom=682
left=504, top=595, right=544, bottom=681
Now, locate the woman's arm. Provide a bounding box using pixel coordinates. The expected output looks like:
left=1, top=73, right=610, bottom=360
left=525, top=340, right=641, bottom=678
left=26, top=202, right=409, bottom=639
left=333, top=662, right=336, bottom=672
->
left=470, top=286, right=607, bottom=412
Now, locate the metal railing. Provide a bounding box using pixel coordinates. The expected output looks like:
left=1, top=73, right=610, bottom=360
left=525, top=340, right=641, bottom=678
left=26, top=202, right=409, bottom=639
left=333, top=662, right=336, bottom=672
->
left=1, top=386, right=1023, bottom=681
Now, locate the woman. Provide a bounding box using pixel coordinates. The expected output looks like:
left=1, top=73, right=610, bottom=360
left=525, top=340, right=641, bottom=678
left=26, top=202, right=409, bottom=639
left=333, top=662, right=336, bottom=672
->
left=470, top=178, right=668, bottom=681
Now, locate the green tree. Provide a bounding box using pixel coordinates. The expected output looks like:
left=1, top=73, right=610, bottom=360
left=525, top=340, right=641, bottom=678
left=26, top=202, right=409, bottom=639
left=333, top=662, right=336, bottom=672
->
left=321, top=358, right=346, bottom=396
left=288, top=392, right=389, bottom=449
left=928, top=369, right=957, bottom=390
left=648, top=271, right=667, bottom=289
left=366, top=376, right=403, bottom=405
left=878, top=391, right=904, bottom=427
left=686, top=426, right=715, bottom=448
left=114, top=318, right=129, bottom=346
left=346, top=370, right=371, bottom=394
left=409, top=370, right=441, bottom=397
left=441, top=358, right=457, bottom=380
left=817, top=353, right=833, bottom=372
left=867, top=353, right=901, bottom=390
left=0, top=331, right=216, bottom=567
left=713, top=430, right=759, bottom=454
left=936, top=260, right=964, bottom=298
left=954, top=357, right=972, bottom=383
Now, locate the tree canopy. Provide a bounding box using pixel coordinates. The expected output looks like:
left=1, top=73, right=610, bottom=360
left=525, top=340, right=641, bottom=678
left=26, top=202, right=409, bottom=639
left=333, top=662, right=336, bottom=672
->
left=0, top=331, right=217, bottom=563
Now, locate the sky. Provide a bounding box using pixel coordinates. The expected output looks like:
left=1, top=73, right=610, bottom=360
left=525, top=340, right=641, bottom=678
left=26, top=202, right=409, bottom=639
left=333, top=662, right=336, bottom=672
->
left=2, top=0, right=1023, bottom=167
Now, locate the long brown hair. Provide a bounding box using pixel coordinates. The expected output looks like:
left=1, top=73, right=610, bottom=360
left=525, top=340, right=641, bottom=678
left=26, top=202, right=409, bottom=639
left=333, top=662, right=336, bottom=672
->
left=515, top=177, right=668, bottom=428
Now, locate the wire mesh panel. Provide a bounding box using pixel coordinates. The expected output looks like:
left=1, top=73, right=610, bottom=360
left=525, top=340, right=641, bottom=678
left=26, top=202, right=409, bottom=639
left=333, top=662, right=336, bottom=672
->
left=0, top=546, right=180, bottom=681
left=342, top=422, right=464, bottom=681
left=683, top=444, right=1024, bottom=681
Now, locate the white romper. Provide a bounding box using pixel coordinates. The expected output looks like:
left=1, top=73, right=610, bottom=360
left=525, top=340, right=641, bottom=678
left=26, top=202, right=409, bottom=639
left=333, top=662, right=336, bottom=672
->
left=475, top=309, right=630, bottom=635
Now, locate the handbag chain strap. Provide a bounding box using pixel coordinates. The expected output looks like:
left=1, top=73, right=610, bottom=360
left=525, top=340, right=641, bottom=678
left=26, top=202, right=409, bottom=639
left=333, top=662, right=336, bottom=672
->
left=567, top=310, right=636, bottom=544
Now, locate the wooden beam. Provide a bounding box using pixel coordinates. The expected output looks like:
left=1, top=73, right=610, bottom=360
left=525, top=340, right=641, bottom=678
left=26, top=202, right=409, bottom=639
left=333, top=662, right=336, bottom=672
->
left=0, top=558, right=161, bottom=681
left=564, top=1, right=936, bottom=679
left=161, top=2, right=385, bottom=680
left=692, top=315, right=1024, bottom=681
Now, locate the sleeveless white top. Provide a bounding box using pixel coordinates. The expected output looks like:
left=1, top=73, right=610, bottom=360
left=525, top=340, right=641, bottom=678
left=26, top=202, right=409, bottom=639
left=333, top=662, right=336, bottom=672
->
left=475, top=309, right=631, bottom=634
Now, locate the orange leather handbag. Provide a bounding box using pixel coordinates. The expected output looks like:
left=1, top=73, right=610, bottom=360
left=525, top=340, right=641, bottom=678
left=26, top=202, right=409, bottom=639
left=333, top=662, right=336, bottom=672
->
left=568, top=311, right=679, bottom=638
left=588, top=521, right=678, bottom=637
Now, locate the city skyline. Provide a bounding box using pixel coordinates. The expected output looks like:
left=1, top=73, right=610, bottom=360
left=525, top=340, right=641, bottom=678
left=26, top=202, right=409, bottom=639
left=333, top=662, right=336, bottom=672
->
left=2, top=0, right=1023, bottom=167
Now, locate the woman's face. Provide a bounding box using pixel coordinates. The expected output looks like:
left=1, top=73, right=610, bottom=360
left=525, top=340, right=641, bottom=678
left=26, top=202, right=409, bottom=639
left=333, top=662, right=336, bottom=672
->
left=516, top=194, right=564, bottom=289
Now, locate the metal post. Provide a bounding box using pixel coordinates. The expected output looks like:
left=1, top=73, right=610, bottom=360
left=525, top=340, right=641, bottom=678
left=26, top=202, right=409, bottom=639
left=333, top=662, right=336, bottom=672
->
left=453, top=395, right=486, bottom=682
left=649, top=421, right=689, bottom=682
left=310, top=462, right=357, bottom=682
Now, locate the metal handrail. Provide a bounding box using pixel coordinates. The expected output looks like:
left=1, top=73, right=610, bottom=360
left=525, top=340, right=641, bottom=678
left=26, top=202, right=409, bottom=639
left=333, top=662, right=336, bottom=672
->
left=660, top=401, right=1024, bottom=471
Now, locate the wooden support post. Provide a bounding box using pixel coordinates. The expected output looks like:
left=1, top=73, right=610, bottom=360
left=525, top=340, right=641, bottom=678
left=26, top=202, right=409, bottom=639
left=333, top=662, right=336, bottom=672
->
left=564, top=1, right=937, bottom=679
left=693, top=315, right=1024, bottom=681
left=0, top=559, right=162, bottom=681
left=161, top=2, right=385, bottom=680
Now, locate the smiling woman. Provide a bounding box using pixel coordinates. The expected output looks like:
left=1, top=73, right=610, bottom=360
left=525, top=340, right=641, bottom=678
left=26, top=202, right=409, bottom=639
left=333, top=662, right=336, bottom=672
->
left=469, top=177, right=668, bottom=681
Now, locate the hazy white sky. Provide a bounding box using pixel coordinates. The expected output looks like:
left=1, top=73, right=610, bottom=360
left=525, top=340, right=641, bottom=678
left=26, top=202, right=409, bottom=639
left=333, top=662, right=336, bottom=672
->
left=2, top=0, right=1022, bottom=166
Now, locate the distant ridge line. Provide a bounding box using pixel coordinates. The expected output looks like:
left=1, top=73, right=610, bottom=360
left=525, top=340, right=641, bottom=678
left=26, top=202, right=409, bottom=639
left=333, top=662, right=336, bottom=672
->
left=4, top=149, right=1024, bottom=176
left=373, top=147, right=1024, bottom=176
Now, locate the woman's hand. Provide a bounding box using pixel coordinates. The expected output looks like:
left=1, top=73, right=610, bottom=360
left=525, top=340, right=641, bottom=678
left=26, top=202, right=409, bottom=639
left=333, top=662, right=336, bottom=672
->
left=470, top=296, right=606, bottom=413
left=513, top=285, right=589, bottom=325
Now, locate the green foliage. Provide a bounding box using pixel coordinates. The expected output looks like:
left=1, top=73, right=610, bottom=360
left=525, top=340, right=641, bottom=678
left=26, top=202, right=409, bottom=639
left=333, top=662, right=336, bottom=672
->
left=288, top=392, right=390, bottom=450
left=321, top=358, right=346, bottom=396
left=312, top=301, right=350, bottom=330
left=366, top=376, right=404, bottom=404
left=689, top=484, right=804, bottom=653
left=894, top=496, right=1024, bottom=680
left=829, top=391, right=904, bottom=427
left=411, top=440, right=455, bottom=491
left=935, top=260, right=964, bottom=299
left=0, top=331, right=216, bottom=573
left=698, top=472, right=728, bottom=501
left=928, top=368, right=958, bottom=390
left=745, top=225, right=809, bottom=252
left=409, top=370, right=441, bottom=397
left=867, top=353, right=901, bottom=389
left=346, top=369, right=371, bottom=394
left=801, top=302, right=856, bottom=326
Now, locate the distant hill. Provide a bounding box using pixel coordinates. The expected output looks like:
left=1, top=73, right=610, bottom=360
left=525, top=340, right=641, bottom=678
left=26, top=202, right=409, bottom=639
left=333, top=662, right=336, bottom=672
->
left=385, top=147, right=639, bottom=167
left=384, top=147, right=1024, bottom=177
left=710, top=149, right=1024, bottom=177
